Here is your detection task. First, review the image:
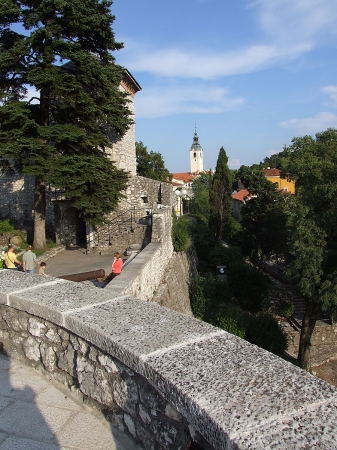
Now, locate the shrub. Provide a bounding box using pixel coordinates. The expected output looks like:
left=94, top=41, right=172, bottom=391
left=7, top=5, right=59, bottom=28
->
left=190, top=274, right=208, bottom=319
left=0, top=219, right=15, bottom=234
left=209, top=246, right=270, bottom=312
left=188, top=215, right=214, bottom=260
left=227, top=262, right=271, bottom=312
left=171, top=213, right=189, bottom=252
left=279, top=300, right=295, bottom=318
left=190, top=272, right=234, bottom=322
left=245, top=313, right=288, bottom=356
left=209, top=245, right=243, bottom=268
left=226, top=216, right=243, bottom=247
left=211, top=306, right=246, bottom=338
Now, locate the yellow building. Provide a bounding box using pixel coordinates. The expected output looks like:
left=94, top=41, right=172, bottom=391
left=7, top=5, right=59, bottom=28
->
left=263, top=168, right=295, bottom=194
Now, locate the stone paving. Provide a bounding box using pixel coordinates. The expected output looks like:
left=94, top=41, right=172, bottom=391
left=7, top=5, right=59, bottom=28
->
left=0, top=353, right=139, bottom=450
left=34, top=247, right=115, bottom=279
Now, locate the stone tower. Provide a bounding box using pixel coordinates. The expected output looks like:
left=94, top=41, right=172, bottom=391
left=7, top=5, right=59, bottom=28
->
left=190, top=126, right=203, bottom=174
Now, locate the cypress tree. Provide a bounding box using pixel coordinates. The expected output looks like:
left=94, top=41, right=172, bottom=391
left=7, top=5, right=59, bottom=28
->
left=209, top=147, right=232, bottom=243
left=0, top=0, right=132, bottom=249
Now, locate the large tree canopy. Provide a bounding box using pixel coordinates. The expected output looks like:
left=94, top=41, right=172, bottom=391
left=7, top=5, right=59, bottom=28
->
left=136, top=141, right=171, bottom=182
left=0, top=0, right=132, bottom=248
left=238, top=164, right=288, bottom=266
left=281, top=128, right=337, bottom=371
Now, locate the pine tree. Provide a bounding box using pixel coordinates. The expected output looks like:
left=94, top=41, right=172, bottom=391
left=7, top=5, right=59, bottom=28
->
left=209, top=147, right=232, bottom=243
left=0, top=0, right=132, bottom=249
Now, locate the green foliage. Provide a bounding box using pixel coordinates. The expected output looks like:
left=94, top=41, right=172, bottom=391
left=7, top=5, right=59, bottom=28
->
left=260, top=150, right=287, bottom=169
left=209, top=147, right=232, bottom=242
left=172, top=213, right=189, bottom=252
left=189, top=171, right=213, bottom=221
left=211, top=306, right=246, bottom=338
left=0, top=219, right=14, bottom=234
left=136, top=141, right=171, bottom=182
left=190, top=273, right=208, bottom=319
left=246, top=313, right=288, bottom=356
left=237, top=164, right=289, bottom=265
left=280, top=300, right=295, bottom=318
left=188, top=215, right=214, bottom=261
left=226, top=216, right=243, bottom=247
left=0, top=0, right=132, bottom=241
left=49, top=156, right=129, bottom=226
left=281, top=128, right=337, bottom=369
left=209, top=246, right=270, bottom=312
left=229, top=262, right=271, bottom=312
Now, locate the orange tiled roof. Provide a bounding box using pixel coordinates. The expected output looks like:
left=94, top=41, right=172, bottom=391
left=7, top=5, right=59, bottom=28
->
left=171, top=172, right=194, bottom=183
left=263, top=168, right=280, bottom=177
left=232, top=189, right=251, bottom=202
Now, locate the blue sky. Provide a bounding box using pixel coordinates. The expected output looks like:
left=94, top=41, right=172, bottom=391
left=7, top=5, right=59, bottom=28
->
left=111, top=0, right=337, bottom=172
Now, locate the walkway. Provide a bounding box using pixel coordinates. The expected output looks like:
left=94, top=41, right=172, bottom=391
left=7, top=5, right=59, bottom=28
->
left=0, top=353, right=139, bottom=450
left=36, top=247, right=115, bottom=279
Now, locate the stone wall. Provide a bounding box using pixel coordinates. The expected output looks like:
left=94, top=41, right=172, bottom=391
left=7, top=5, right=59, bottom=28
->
left=105, top=207, right=174, bottom=302
left=88, top=177, right=174, bottom=254
left=1, top=270, right=337, bottom=449
left=0, top=305, right=211, bottom=450
left=152, top=246, right=198, bottom=316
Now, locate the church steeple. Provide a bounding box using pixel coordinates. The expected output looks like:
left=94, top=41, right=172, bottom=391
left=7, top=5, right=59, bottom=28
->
left=190, top=125, right=203, bottom=173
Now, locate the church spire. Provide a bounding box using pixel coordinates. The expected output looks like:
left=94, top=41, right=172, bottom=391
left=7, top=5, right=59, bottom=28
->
left=190, top=125, right=203, bottom=173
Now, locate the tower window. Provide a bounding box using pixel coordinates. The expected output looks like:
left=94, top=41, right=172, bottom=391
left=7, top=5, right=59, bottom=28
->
left=194, top=152, right=196, bottom=158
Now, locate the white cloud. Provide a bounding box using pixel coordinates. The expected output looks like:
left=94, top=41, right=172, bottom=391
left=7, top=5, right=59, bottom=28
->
left=228, top=159, right=241, bottom=169
left=121, top=41, right=309, bottom=80
left=322, top=85, right=337, bottom=108
left=280, top=112, right=337, bottom=134
left=250, top=0, right=337, bottom=43
left=135, top=85, right=244, bottom=118
left=120, top=0, right=337, bottom=80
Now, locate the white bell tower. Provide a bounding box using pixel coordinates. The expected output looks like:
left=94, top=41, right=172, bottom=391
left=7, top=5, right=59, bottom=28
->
left=190, top=126, right=203, bottom=174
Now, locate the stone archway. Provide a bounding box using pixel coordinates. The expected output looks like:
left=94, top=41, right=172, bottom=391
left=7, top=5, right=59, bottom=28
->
left=62, top=207, right=87, bottom=247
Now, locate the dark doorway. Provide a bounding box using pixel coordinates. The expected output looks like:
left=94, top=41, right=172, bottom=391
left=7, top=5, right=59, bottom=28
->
left=62, top=207, right=87, bottom=248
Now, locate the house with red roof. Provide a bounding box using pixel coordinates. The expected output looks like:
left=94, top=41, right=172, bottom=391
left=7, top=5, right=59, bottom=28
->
left=232, top=189, right=255, bottom=221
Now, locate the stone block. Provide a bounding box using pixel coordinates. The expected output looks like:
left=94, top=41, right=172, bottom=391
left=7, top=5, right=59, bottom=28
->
left=64, top=297, right=222, bottom=372
left=0, top=270, right=55, bottom=305
left=8, top=279, right=117, bottom=327
left=142, top=333, right=337, bottom=449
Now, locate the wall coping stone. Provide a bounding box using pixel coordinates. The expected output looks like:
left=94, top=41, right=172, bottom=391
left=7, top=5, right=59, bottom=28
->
left=1, top=269, right=337, bottom=449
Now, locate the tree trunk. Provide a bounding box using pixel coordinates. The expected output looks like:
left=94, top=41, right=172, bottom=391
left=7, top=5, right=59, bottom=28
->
left=297, top=302, right=321, bottom=372
left=33, top=178, right=47, bottom=250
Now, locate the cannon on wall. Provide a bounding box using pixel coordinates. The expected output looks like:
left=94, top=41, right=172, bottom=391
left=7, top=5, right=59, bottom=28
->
left=57, top=269, right=105, bottom=282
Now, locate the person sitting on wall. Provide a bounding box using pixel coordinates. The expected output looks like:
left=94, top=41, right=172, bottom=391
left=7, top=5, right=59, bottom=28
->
left=111, top=252, right=123, bottom=279
left=4, top=245, right=21, bottom=270
left=102, top=252, right=123, bottom=288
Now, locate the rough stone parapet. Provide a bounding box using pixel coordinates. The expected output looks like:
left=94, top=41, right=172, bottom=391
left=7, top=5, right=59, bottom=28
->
left=104, top=208, right=174, bottom=302
left=1, top=269, right=337, bottom=449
